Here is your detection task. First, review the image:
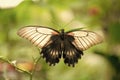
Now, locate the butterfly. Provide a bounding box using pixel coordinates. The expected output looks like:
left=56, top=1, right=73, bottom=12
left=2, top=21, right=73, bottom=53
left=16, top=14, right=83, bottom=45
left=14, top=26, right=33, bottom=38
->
left=17, top=26, right=103, bottom=67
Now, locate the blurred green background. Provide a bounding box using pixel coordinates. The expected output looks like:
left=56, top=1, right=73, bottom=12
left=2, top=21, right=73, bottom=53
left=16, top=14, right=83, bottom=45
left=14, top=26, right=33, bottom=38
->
left=0, top=0, right=120, bottom=80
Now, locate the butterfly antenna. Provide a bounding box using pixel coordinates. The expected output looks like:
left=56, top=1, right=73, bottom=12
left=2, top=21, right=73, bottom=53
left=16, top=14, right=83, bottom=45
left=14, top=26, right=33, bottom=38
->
left=49, top=8, right=61, bottom=29
left=62, top=19, right=75, bottom=29
left=51, top=20, right=60, bottom=29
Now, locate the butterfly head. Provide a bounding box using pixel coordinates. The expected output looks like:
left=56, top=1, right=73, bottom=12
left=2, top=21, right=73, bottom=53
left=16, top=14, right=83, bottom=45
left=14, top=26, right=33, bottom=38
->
left=60, top=29, right=65, bottom=34
left=60, top=29, right=65, bottom=40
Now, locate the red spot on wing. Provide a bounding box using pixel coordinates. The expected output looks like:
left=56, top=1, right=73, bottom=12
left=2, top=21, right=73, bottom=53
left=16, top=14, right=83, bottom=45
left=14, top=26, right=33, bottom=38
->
left=67, top=32, right=74, bottom=36
left=51, top=31, right=59, bottom=35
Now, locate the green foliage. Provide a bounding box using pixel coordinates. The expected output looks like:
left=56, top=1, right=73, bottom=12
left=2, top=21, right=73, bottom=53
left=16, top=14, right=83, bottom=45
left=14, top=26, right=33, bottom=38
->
left=109, top=22, right=120, bottom=44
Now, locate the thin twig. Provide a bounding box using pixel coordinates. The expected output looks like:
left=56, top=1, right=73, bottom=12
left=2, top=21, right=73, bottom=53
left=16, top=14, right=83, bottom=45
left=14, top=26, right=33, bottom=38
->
left=0, top=56, right=31, bottom=75
left=30, top=56, right=41, bottom=80
left=0, top=56, right=41, bottom=80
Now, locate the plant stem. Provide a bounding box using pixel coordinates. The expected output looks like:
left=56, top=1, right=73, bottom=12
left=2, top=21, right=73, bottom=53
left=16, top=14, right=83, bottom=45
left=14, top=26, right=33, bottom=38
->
left=30, top=56, right=41, bottom=80
left=0, top=56, right=41, bottom=80
left=0, top=56, right=32, bottom=78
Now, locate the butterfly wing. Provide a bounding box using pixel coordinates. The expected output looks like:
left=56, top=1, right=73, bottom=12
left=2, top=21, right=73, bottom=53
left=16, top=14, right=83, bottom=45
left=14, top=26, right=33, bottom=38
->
left=17, top=26, right=62, bottom=66
left=17, top=26, right=59, bottom=48
left=67, top=30, right=103, bottom=51
left=61, top=30, right=103, bottom=67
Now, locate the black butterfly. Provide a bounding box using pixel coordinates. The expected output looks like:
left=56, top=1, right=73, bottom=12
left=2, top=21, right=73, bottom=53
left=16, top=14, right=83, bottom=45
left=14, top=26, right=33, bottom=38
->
left=17, top=26, right=103, bottom=67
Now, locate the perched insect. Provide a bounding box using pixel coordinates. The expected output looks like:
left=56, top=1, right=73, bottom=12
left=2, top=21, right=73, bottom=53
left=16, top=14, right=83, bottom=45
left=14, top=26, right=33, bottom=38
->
left=17, top=26, right=103, bottom=67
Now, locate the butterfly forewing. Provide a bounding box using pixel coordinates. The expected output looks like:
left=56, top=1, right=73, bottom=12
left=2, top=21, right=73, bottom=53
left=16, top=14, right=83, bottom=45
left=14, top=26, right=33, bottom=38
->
left=17, top=26, right=59, bottom=48
left=67, top=30, right=103, bottom=51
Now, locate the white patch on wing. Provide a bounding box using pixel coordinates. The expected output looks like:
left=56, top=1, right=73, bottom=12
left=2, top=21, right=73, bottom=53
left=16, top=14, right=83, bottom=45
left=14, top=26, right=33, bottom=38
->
left=36, top=27, right=58, bottom=34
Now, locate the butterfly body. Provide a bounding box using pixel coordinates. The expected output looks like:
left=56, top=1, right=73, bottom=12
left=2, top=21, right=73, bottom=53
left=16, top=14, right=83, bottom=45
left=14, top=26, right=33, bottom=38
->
left=17, top=26, right=103, bottom=67
left=41, top=29, right=83, bottom=67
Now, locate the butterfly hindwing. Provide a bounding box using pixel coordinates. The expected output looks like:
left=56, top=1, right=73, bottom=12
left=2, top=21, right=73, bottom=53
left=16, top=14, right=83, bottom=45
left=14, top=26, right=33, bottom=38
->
left=62, top=35, right=83, bottom=67
left=41, top=35, right=62, bottom=66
